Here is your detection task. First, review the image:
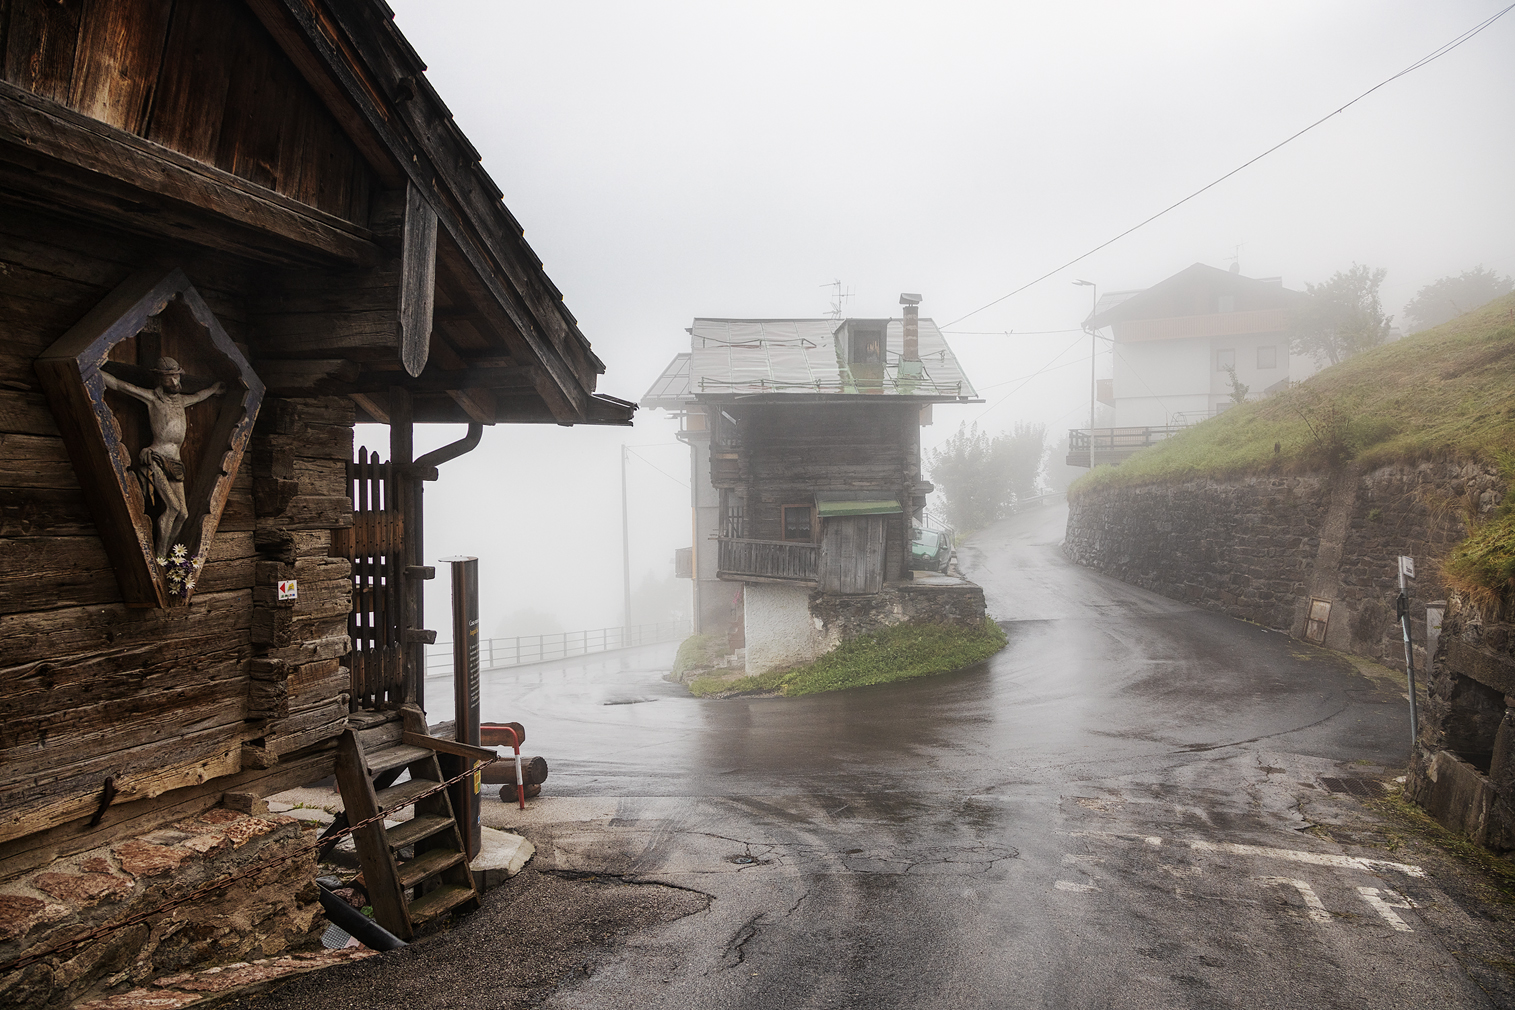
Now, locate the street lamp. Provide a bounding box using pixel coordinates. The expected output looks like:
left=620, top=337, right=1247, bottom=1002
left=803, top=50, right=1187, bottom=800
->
left=1074, top=279, right=1097, bottom=469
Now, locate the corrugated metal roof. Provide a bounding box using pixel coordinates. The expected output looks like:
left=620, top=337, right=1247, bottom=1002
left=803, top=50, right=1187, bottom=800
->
left=639, top=353, right=692, bottom=407
left=683, top=317, right=976, bottom=399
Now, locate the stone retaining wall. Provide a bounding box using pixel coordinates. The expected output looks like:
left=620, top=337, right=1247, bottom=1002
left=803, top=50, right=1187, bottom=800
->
left=0, top=809, right=321, bottom=1009
left=1409, top=606, right=1515, bottom=852
left=1064, top=461, right=1502, bottom=665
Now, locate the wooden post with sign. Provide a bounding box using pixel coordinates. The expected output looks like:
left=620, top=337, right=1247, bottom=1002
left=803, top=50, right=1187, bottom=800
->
left=1397, top=555, right=1419, bottom=750
left=442, top=555, right=482, bottom=859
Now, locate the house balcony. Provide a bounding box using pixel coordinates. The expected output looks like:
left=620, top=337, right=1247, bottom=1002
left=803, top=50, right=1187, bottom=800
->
left=717, top=537, right=819, bottom=585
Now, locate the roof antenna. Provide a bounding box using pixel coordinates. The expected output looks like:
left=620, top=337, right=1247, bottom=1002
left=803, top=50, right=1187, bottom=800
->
left=1229, top=244, right=1242, bottom=275
left=821, top=279, right=853, bottom=321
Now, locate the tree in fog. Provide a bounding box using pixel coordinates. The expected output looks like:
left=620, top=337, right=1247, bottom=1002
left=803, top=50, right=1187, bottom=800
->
left=1289, top=264, right=1393, bottom=366
left=1403, top=266, right=1513, bottom=332
left=926, top=421, right=1046, bottom=534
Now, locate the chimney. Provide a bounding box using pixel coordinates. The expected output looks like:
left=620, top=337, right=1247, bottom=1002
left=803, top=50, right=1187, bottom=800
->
left=900, top=292, right=922, bottom=362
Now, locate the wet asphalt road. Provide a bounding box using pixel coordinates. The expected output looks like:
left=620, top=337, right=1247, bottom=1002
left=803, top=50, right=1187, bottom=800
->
left=420, top=505, right=1508, bottom=1007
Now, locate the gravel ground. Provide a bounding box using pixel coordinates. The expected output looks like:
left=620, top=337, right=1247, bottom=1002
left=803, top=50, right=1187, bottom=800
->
left=213, top=868, right=709, bottom=1010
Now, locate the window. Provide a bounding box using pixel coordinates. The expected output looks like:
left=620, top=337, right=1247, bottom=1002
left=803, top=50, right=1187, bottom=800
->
left=848, top=323, right=883, bottom=365
left=1216, top=349, right=1235, bottom=371
left=1257, top=345, right=1278, bottom=369
left=782, top=504, right=813, bottom=541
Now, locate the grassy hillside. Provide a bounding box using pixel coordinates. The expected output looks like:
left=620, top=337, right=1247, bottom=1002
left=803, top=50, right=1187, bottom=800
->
left=1072, top=293, right=1515, bottom=604
left=1073, top=292, right=1515, bottom=493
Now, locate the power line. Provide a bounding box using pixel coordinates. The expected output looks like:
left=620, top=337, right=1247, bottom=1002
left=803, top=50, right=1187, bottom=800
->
left=944, top=4, right=1515, bottom=330
left=626, top=447, right=689, bottom=489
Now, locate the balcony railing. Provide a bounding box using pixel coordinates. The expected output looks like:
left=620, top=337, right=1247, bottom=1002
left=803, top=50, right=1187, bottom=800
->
left=1066, top=425, right=1184, bottom=467
left=717, top=537, right=819, bottom=582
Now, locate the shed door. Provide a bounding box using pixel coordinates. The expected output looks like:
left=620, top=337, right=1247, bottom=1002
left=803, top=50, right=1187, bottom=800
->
left=820, top=515, right=885, bottom=594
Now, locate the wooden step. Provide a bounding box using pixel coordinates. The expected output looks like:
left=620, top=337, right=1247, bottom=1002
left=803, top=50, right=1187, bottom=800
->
left=373, top=778, right=437, bottom=812
left=406, top=884, right=476, bottom=924
left=386, top=814, right=454, bottom=851
left=397, top=847, right=465, bottom=888
left=365, top=744, right=432, bottom=776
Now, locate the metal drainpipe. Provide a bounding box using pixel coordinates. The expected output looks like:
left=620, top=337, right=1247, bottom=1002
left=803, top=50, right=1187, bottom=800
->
left=408, top=422, right=485, bottom=708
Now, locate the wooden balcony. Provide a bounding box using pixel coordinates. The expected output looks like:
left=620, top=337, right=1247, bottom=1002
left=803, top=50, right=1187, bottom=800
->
left=717, top=537, right=819, bottom=584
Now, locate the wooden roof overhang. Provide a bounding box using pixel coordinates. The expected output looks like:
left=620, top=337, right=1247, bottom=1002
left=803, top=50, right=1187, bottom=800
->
left=0, top=0, right=633, bottom=427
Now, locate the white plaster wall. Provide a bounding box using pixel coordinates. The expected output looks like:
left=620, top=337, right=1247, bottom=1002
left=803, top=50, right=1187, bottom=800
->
left=1112, top=336, right=1210, bottom=426
left=744, top=582, right=821, bottom=674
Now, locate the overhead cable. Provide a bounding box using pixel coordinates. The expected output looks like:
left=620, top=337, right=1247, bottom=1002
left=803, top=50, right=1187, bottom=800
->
left=943, top=4, right=1515, bottom=329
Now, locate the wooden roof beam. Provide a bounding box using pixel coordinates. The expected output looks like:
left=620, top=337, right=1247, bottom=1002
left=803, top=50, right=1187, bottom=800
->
left=0, top=80, right=379, bottom=266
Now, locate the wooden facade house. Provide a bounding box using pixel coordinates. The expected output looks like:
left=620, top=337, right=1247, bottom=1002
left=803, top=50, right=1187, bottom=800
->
left=642, top=297, right=985, bottom=675
left=0, top=0, right=632, bottom=1001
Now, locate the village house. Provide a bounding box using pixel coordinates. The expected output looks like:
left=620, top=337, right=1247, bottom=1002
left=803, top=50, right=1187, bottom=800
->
left=643, top=296, right=988, bottom=675
left=1067, top=263, right=1312, bottom=467
left=0, top=1, right=632, bottom=1004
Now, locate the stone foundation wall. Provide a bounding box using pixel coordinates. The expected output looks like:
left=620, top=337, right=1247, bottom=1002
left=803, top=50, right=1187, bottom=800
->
left=0, top=808, right=321, bottom=1009
left=744, top=579, right=988, bottom=674
left=1064, top=461, right=1502, bottom=665
left=1408, top=606, right=1515, bottom=852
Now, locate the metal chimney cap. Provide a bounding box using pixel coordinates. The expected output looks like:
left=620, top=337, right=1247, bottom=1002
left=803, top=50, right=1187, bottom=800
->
left=899, top=293, right=922, bottom=306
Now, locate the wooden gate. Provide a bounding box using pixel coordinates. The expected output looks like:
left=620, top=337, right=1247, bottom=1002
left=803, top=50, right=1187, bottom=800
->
left=331, top=447, right=406, bottom=710
left=819, top=515, right=885, bottom=594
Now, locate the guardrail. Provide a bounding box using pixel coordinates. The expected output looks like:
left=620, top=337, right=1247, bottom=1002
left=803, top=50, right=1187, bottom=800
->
left=425, top=619, right=691, bottom=676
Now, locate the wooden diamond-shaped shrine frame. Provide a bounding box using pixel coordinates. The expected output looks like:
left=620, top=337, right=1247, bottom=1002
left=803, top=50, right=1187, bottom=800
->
left=36, top=269, right=264, bottom=608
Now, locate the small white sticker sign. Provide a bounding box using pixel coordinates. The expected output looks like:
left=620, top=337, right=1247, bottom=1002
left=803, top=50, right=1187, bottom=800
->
left=1398, top=556, right=1415, bottom=579
left=277, top=579, right=298, bottom=601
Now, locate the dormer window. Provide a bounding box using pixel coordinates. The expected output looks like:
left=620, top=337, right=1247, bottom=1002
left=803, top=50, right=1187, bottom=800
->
left=848, top=322, right=884, bottom=365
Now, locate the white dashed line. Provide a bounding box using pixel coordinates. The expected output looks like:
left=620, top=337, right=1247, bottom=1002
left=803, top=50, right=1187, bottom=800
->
left=1358, top=887, right=1416, bottom=932
left=1259, top=876, right=1331, bottom=924
left=1054, top=880, right=1098, bottom=893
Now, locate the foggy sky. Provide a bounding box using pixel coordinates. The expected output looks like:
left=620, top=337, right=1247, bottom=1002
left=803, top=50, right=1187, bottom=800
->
left=382, top=0, right=1515, bottom=639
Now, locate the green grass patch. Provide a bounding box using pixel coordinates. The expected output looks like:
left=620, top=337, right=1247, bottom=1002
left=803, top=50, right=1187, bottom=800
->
left=672, top=633, right=729, bottom=678
left=689, top=618, right=1007, bottom=698
left=1072, top=293, right=1515, bottom=496
left=1441, top=452, right=1515, bottom=609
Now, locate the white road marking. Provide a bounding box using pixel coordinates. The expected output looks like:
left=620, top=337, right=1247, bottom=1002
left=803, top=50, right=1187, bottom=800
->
left=1054, top=880, right=1098, bottom=893
left=1190, top=840, right=1425, bottom=878
left=1259, top=876, right=1331, bottom=924
left=1071, top=832, right=1425, bottom=877
left=1358, top=887, right=1416, bottom=932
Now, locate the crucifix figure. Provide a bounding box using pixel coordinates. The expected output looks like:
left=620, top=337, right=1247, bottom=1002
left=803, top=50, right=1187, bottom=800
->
left=102, top=356, right=225, bottom=557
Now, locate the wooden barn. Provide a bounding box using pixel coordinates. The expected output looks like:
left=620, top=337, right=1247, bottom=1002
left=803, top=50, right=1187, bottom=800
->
left=642, top=297, right=986, bottom=675
left=0, top=0, right=632, bottom=1003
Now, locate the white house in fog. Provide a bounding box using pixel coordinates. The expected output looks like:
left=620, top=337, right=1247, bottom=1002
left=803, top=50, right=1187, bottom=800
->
left=1089, top=263, right=1316, bottom=428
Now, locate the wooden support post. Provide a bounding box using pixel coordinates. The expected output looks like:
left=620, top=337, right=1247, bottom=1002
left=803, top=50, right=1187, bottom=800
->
left=389, top=386, right=423, bottom=711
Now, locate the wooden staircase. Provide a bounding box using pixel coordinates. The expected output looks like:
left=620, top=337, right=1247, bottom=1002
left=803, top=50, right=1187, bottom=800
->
left=334, top=707, right=484, bottom=939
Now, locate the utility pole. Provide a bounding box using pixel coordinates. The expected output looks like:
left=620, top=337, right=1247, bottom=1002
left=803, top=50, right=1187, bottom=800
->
left=621, top=444, right=632, bottom=630
left=1074, top=280, right=1097, bottom=469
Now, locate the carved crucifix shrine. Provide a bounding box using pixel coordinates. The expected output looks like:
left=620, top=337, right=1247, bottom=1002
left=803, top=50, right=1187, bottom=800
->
left=103, top=357, right=226, bottom=558
left=36, top=269, right=264, bottom=608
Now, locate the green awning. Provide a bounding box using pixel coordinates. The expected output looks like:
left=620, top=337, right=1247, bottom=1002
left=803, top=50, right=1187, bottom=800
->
left=816, top=498, right=903, bottom=518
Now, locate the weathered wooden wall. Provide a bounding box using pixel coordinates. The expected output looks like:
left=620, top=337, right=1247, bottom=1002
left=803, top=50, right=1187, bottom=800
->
left=0, top=197, right=354, bottom=854
left=716, top=401, right=925, bottom=584
left=0, top=0, right=375, bottom=223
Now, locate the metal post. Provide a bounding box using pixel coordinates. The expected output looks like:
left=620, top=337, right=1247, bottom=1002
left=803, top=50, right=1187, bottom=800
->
left=1397, top=556, right=1419, bottom=750
left=442, top=555, right=481, bottom=858
left=621, top=444, right=633, bottom=628
left=1074, top=280, right=1097, bottom=468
